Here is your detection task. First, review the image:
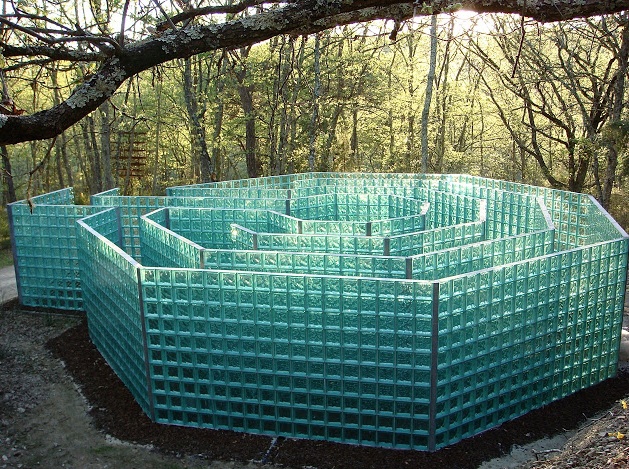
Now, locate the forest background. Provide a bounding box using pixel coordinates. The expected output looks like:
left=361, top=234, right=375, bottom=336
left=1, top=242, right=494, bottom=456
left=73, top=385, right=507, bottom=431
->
left=1, top=1, right=629, bottom=264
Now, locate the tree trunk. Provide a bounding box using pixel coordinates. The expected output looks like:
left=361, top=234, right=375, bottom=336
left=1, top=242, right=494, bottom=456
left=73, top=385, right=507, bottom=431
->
left=268, top=37, right=283, bottom=175
left=321, top=36, right=345, bottom=172
left=50, top=66, right=74, bottom=188
left=238, top=85, right=262, bottom=178
left=384, top=48, right=397, bottom=172
left=323, top=106, right=342, bottom=171
left=211, top=60, right=226, bottom=181
left=239, top=85, right=258, bottom=178
left=276, top=36, right=297, bottom=175
left=73, top=126, right=92, bottom=194
left=122, top=126, right=134, bottom=195
left=152, top=76, right=162, bottom=194
left=601, top=17, right=629, bottom=208
left=287, top=36, right=307, bottom=174
left=232, top=48, right=260, bottom=178
left=1, top=146, right=16, bottom=203
left=54, top=143, right=64, bottom=187
left=350, top=106, right=359, bottom=166
left=86, top=115, right=102, bottom=192
left=99, top=100, right=114, bottom=190
left=80, top=120, right=96, bottom=193
left=405, top=30, right=416, bottom=170
left=59, top=131, right=73, bottom=187
left=183, top=57, right=212, bottom=182
left=308, top=34, right=321, bottom=172
left=420, top=15, right=438, bottom=173
left=433, top=17, right=454, bottom=172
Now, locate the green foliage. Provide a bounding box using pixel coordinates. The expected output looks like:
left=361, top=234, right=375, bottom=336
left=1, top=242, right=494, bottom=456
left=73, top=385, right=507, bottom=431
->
left=608, top=192, right=629, bottom=233
left=0, top=210, right=10, bottom=251
left=0, top=209, right=13, bottom=268
left=3, top=13, right=629, bottom=214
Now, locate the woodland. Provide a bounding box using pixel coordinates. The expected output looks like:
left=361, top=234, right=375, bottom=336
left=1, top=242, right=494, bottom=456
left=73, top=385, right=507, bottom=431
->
left=1, top=0, right=629, bottom=230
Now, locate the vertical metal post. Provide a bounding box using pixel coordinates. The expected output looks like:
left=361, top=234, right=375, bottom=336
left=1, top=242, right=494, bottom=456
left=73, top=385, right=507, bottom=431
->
left=115, top=207, right=124, bottom=250
left=383, top=237, right=390, bottom=256
left=136, top=267, right=156, bottom=421
left=549, top=229, right=556, bottom=254
left=621, top=237, right=629, bottom=328
left=479, top=199, right=488, bottom=241
left=405, top=257, right=413, bottom=280
left=428, top=281, right=440, bottom=452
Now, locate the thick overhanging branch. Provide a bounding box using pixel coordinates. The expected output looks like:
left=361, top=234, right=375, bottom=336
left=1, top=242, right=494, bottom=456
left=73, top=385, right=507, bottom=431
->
left=2, top=0, right=629, bottom=145
left=462, top=0, right=629, bottom=22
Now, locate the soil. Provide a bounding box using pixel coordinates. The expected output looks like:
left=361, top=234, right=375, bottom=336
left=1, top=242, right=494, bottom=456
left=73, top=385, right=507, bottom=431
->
left=1, top=297, right=629, bottom=469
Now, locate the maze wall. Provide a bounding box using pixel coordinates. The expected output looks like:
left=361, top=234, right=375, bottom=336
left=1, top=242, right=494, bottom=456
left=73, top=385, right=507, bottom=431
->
left=8, top=172, right=629, bottom=451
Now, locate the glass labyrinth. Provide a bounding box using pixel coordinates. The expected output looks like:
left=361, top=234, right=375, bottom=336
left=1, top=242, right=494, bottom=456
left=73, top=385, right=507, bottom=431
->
left=8, top=172, right=629, bottom=451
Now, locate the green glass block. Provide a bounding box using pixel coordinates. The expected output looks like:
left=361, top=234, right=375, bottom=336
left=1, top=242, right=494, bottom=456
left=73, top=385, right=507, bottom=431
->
left=12, top=174, right=628, bottom=452
left=77, top=210, right=150, bottom=415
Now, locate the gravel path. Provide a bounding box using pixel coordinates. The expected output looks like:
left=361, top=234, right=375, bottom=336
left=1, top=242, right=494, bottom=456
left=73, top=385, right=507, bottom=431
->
left=0, top=266, right=17, bottom=303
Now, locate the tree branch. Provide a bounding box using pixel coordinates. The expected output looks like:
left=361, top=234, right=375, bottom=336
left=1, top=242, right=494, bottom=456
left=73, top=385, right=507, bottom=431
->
left=155, top=0, right=270, bottom=31
left=0, top=43, right=107, bottom=62
left=1, top=58, right=54, bottom=72
left=3, top=10, right=72, bottom=32
left=150, top=0, right=179, bottom=31
left=2, top=0, right=629, bottom=145
left=0, top=17, right=121, bottom=54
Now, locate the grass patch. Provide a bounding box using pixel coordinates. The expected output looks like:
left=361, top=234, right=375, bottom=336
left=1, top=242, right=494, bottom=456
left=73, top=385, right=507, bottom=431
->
left=0, top=208, right=13, bottom=267
left=0, top=248, right=12, bottom=267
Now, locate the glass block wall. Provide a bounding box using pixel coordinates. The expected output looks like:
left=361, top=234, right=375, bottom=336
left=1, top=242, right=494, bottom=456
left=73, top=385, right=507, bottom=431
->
left=7, top=188, right=101, bottom=309
left=77, top=208, right=153, bottom=416
left=8, top=172, right=629, bottom=451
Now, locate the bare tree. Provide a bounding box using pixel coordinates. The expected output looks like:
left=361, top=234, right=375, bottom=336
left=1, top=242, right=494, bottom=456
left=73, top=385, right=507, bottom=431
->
left=1, top=0, right=627, bottom=146
left=467, top=14, right=629, bottom=200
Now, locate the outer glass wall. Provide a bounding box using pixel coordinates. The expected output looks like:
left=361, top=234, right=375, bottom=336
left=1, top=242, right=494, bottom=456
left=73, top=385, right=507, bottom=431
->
left=8, top=173, right=628, bottom=451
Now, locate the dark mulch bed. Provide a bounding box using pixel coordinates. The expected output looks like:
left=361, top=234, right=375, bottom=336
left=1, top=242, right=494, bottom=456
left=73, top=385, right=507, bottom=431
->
left=47, top=319, right=629, bottom=469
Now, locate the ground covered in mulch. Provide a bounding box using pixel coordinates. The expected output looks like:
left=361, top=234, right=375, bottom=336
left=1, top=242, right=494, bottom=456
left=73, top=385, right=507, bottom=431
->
left=46, top=318, right=629, bottom=469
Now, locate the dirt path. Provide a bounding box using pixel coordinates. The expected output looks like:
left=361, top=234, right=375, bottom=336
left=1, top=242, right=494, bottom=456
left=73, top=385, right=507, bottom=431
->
left=0, top=266, right=17, bottom=304
left=0, top=306, right=270, bottom=469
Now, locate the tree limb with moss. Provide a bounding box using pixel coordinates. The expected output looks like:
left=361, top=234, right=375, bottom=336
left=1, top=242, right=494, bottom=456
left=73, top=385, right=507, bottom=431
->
left=1, top=0, right=628, bottom=145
